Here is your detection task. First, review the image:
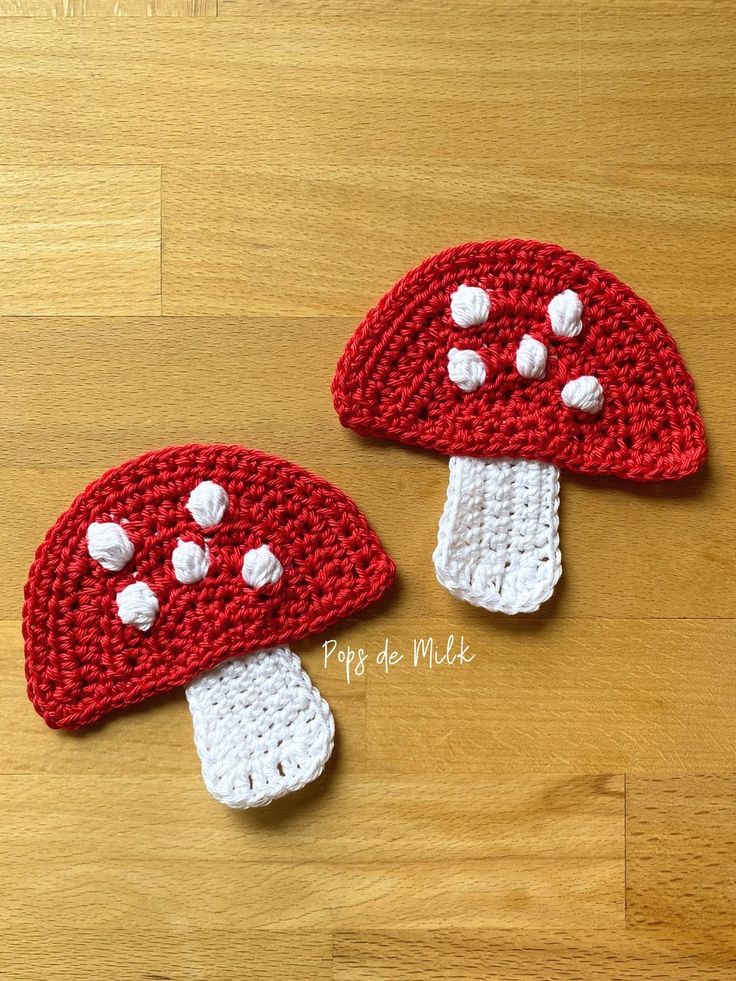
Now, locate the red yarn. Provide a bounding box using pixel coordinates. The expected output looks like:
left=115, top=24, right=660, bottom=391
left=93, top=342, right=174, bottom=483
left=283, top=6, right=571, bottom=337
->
left=23, top=445, right=395, bottom=729
left=332, top=240, right=707, bottom=481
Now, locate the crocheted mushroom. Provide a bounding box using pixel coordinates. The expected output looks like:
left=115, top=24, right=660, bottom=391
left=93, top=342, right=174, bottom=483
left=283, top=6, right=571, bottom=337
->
left=332, top=240, right=706, bottom=615
left=23, top=445, right=394, bottom=807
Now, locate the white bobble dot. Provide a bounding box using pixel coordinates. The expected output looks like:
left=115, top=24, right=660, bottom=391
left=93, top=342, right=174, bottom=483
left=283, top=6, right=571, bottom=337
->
left=548, top=289, right=583, bottom=337
left=447, top=347, right=486, bottom=392
left=116, top=581, right=159, bottom=632
left=87, top=522, right=134, bottom=572
left=516, top=334, right=547, bottom=380
left=187, top=481, right=228, bottom=529
left=450, top=284, right=491, bottom=328
left=562, top=375, right=604, bottom=414
left=242, top=545, right=283, bottom=589
left=172, top=540, right=210, bottom=584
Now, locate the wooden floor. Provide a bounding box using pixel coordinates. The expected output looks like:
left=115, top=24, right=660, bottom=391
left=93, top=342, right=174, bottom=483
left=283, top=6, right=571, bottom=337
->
left=1, top=2, right=735, bottom=978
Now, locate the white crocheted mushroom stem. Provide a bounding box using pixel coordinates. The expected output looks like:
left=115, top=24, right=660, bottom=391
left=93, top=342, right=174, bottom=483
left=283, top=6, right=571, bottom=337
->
left=185, top=646, right=335, bottom=809
left=433, top=456, right=562, bottom=615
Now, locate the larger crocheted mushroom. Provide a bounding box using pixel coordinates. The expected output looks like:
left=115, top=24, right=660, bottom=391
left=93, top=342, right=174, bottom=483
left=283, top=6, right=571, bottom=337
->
left=24, top=444, right=394, bottom=808
left=332, top=240, right=706, bottom=615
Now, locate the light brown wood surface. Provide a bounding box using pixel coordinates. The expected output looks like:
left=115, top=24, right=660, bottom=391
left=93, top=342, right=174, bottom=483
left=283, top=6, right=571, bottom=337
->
left=1, top=2, right=735, bottom=979
left=0, top=0, right=212, bottom=15
left=0, top=168, right=161, bottom=314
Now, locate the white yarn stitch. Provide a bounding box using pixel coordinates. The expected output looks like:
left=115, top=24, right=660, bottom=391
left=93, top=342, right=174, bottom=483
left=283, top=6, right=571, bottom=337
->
left=186, top=481, right=228, bottom=528
left=87, top=522, right=134, bottom=571
left=548, top=289, right=583, bottom=337
left=433, top=456, right=562, bottom=615
left=116, top=581, right=159, bottom=632
left=172, top=540, right=210, bottom=584
left=561, top=375, right=604, bottom=414
left=242, top=545, right=283, bottom=588
left=447, top=347, right=486, bottom=392
left=450, top=284, right=491, bottom=328
left=515, top=334, right=547, bottom=379
left=185, top=646, right=335, bottom=808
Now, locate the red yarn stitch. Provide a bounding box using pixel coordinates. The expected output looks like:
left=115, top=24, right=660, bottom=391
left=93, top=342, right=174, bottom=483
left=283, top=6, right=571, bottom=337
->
left=23, top=444, right=395, bottom=729
left=332, top=240, right=707, bottom=481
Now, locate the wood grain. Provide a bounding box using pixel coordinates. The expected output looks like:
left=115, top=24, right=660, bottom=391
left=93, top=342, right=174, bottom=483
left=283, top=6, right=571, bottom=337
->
left=334, top=929, right=736, bottom=980
left=161, top=162, right=733, bottom=319
left=362, top=618, right=736, bottom=774
left=1, top=1, right=735, bottom=978
left=0, top=0, right=213, bottom=14
left=0, top=3, right=581, bottom=165
left=627, top=775, right=736, bottom=928
left=0, top=168, right=160, bottom=315
left=4, top=929, right=332, bottom=981
left=0, top=4, right=730, bottom=170
left=0, top=764, right=624, bottom=932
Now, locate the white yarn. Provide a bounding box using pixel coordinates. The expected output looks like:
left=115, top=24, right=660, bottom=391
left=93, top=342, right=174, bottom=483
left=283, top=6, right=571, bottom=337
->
left=561, top=375, right=604, bottom=414
left=185, top=646, right=335, bottom=808
left=172, top=540, right=210, bottom=584
left=447, top=347, right=486, bottom=392
left=450, top=284, right=491, bottom=328
left=515, top=334, right=547, bottom=379
left=242, top=545, right=283, bottom=588
left=116, top=581, right=159, bottom=632
left=87, top=522, right=134, bottom=572
left=433, top=456, right=562, bottom=615
left=186, top=481, right=228, bottom=529
left=548, top=289, right=583, bottom=337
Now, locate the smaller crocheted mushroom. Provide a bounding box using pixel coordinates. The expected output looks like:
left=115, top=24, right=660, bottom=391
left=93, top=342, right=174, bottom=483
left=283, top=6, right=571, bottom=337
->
left=332, top=240, right=706, bottom=615
left=23, top=445, right=395, bottom=808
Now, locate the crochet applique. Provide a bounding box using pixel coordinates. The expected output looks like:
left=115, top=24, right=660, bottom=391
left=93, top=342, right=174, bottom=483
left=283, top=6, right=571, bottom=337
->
left=23, top=444, right=395, bottom=808
left=332, top=239, right=707, bottom=615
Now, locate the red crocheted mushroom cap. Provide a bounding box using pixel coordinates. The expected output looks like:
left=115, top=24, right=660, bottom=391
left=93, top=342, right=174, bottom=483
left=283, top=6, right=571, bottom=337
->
left=332, top=240, right=707, bottom=481
left=23, top=445, right=395, bottom=729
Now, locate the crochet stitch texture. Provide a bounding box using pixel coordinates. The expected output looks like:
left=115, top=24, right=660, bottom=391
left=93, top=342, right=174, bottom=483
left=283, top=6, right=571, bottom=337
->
left=332, top=240, right=706, bottom=615
left=24, top=444, right=395, bottom=729
left=332, top=239, right=707, bottom=481
left=186, top=648, right=335, bottom=808
left=433, top=455, right=561, bottom=615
